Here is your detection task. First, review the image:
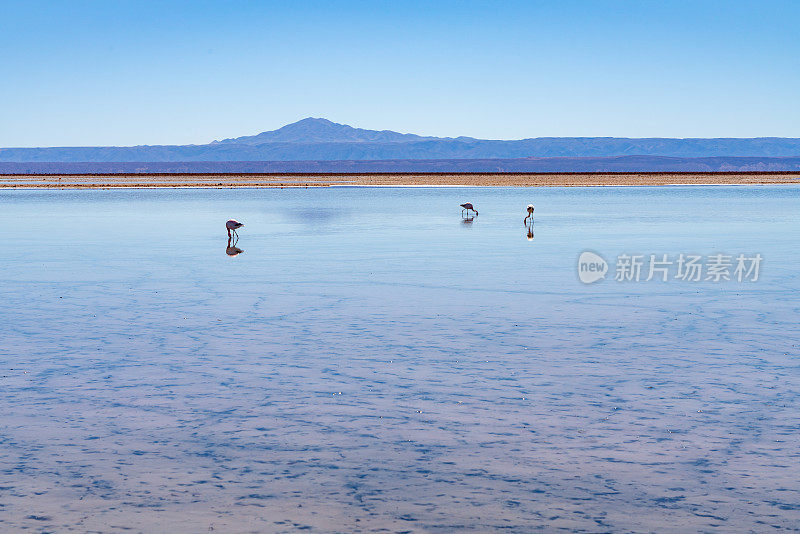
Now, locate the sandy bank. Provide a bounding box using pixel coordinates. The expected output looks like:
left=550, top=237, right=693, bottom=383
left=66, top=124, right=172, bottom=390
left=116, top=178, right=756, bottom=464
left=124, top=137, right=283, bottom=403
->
left=1, top=172, right=798, bottom=188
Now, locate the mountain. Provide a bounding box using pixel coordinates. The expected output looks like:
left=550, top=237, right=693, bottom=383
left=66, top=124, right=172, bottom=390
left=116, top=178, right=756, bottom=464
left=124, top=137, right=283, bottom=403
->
left=212, top=117, right=447, bottom=144
left=4, top=156, right=800, bottom=175
left=1, top=118, right=799, bottom=167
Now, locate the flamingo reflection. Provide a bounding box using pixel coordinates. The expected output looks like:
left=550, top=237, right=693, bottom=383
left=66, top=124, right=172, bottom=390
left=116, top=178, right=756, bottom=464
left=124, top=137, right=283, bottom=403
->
left=525, top=224, right=534, bottom=241
left=226, top=235, right=244, bottom=256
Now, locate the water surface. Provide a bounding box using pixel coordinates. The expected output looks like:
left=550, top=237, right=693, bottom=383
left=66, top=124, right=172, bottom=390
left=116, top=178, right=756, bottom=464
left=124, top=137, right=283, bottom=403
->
left=1, top=186, right=799, bottom=532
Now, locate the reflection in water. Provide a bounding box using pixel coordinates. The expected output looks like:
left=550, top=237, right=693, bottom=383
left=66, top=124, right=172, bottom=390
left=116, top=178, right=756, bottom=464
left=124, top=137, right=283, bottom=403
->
left=286, top=208, right=347, bottom=225
left=461, top=216, right=474, bottom=224
left=525, top=217, right=535, bottom=241
left=225, top=235, right=244, bottom=256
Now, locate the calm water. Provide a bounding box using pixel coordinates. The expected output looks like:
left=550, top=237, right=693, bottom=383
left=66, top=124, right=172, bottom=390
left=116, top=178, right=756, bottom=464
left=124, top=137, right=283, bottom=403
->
left=1, top=186, right=799, bottom=533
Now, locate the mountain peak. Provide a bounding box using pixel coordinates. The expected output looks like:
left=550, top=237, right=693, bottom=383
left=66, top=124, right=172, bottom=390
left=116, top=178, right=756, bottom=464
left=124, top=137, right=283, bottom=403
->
left=293, top=117, right=336, bottom=125
left=277, top=117, right=339, bottom=131
left=215, top=118, right=439, bottom=145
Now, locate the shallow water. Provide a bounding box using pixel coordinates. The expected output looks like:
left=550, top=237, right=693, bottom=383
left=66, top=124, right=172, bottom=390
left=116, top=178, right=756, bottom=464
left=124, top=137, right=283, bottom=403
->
left=1, top=186, right=799, bottom=533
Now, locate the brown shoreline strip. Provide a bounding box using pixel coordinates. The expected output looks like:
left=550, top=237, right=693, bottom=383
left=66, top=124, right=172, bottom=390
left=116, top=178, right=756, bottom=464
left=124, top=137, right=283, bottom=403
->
left=1, top=172, right=798, bottom=188
left=2, top=170, right=799, bottom=176
left=0, top=182, right=330, bottom=188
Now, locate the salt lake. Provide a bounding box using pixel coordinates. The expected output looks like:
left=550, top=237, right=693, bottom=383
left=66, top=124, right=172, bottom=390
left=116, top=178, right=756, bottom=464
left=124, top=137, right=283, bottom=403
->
left=1, top=185, right=799, bottom=532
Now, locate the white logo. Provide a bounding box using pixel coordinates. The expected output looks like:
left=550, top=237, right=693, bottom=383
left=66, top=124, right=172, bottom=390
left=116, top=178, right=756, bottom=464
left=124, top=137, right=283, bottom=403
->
left=578, top=251, right=608, bottom=284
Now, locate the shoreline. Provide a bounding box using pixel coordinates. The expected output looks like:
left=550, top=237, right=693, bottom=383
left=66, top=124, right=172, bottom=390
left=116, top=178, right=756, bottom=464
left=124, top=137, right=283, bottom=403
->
left=1, top=172, right=798, bottom=188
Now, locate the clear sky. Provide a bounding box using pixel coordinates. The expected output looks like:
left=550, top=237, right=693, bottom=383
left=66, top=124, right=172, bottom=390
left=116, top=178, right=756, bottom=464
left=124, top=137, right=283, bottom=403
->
left=2, top=0, right=799, bottom=146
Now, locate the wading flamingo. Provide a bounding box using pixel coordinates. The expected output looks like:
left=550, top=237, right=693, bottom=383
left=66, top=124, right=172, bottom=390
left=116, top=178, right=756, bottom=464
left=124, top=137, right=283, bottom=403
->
left=226, top=219, right=244, bottom=238
left=460, top=203, right=478, bottom=217
left=524, top=204, right=534, bottom=223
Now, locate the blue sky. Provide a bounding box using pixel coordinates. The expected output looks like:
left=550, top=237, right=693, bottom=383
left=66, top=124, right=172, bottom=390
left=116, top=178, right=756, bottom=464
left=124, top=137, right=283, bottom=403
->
left=1, top=0, right=798, bottom=146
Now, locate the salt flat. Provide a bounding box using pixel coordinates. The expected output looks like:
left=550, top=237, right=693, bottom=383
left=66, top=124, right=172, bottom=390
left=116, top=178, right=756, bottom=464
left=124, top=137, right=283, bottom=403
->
left=0, top=171, right=799, bottom=188
left=1, top=186, right=798, bottom=532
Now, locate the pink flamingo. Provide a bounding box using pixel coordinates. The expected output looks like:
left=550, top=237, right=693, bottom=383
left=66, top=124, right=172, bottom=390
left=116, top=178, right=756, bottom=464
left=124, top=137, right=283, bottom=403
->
left=226, top=219, right=244, bottom=238
left=460, top=203, right=478, bottom=217
left=524, top=204, right=534, bottom=223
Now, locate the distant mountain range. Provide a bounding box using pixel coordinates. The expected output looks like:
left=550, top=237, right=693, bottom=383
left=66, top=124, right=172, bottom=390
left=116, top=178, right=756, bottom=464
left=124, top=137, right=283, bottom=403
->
left=4, top=156, right=800, bottom=175
left=211, top=118, right=444, bottom=145
left=2, top=118, right=799, bottom=172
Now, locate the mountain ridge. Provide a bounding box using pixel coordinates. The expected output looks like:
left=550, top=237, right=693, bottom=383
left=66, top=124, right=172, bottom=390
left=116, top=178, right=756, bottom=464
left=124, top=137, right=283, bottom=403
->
left=211, top=117, right=453, bottom=145
left=4, top=156, right=800, bottom=175
left=2, top=118, right=799, bottom=163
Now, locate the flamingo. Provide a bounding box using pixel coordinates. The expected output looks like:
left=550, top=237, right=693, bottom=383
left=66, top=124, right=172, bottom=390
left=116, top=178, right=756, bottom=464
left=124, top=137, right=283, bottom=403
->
left=226, top=219, right=244, bottom=238
left=524, top=204, right=534, bottom=223
left=460, top=203, right=478, bottom=217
